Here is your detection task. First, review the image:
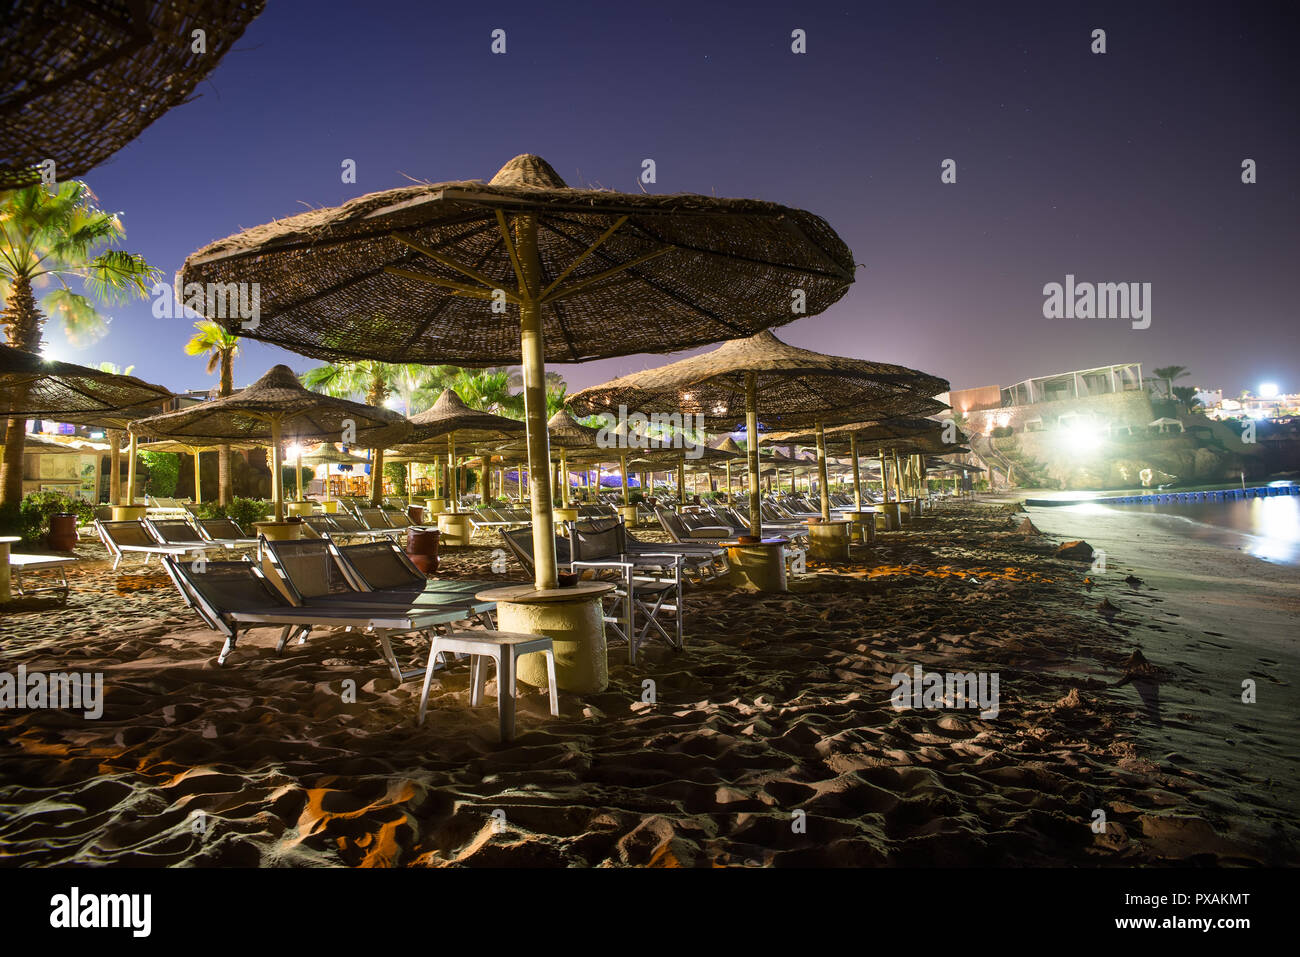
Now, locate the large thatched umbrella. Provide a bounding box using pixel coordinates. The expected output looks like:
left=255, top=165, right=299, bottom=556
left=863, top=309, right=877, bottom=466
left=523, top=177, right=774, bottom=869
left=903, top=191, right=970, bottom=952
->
left=568, top=330, right=948, bottom=534
left=179, top=153, right=854, bottom=591
left=767, top=417, right=964, bottom=511
left=297, top=443, right=368, bottom=504
left=393, top=390, right=524, bottom=511
left=136, top=437, right=256, bottom=505
left=1, top=343, right=174, bottom=507
left=1, top=0, right=267, bottom=188
left=131, top=365, right=408, bottom=522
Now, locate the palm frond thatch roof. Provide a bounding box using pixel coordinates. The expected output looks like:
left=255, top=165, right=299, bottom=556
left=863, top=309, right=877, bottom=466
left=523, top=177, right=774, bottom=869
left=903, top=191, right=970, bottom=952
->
left=0, top=343, right=174, bottom=419
left=1, top=0, right=266, bottom=189
left=566, top=330, right=949, bottom=429
left=178, top=154, right=856, bottom=364
left=405, top=389, right=525, bottom=443
left=129, top=364, right=409, bottom=446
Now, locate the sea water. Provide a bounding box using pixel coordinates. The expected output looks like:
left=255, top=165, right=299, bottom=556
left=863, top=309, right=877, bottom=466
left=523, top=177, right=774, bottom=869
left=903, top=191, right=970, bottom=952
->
left=1102, top=493, right=1300, bottom=565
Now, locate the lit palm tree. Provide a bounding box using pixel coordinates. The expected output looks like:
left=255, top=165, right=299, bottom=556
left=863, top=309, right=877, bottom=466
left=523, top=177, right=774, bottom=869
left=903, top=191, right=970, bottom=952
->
left=1152, top=365, right=1190, bottom=399
left=0, top=181, right=157, bottom=509
left=1171, top=386, right=1201, bottom=412
left=452, top=367, right=523, bottom=416
left=183, top=320, right=241, bottom=505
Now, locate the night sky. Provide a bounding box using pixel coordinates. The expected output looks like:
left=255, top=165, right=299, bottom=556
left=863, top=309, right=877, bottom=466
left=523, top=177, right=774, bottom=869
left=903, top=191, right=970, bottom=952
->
left=40, top=0, right=1300, bottom=399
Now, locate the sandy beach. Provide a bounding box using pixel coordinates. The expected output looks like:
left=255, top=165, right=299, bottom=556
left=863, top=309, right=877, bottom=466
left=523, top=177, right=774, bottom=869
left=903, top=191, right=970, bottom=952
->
left=0, top=500, right=1295, bottom=867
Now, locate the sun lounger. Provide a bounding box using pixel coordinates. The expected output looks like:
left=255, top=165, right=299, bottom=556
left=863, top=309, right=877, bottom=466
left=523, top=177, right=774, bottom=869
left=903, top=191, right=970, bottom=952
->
left=655, top=506, right=732, bottom=542
left=145, top=495, right=190, bottom=519
left=324, top=512, right=392, bottom=542
left=356, top=507, right=406, bottom=541
left=162, top=556, right=489, bottom=682
left=95, top=519, right=209, bottom=570
left=148, top=518, right=255, bottom=556
left=194, top=517, right=260, bottom=550
left=6, top=553, right=76, bottom=600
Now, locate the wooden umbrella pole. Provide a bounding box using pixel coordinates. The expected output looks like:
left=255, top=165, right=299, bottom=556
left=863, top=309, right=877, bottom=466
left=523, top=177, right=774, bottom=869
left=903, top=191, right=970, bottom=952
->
left=371, top=445, right=385, bottom=506
left=677, top=458, right=685, bottom=507
left=879, top=447, right=891, bottom=501
left=448, top=432, right=457, bottom=512
left=296, top=447, right=304, bottom=501
left=107, top=429, right=122, bottom=505
left=194, top=449, right=203, bottom=506
left=407, top=461, right=414, bottom=506
left=271, top=416, right=284, bottom=522
left=816, top=421, right=831, bottom=521
left=126, top=432, right=138, bottom=506
left=851, top=433, right=862, bottom=510
left=893, top=450, right=903, bottom=501
left=515, top=213, right=558, bottom=591
left=560, top=448, right=569, bottom=507
left=620, top=453, right=629, bottom=505
left=745, top=371, right=762, bottom=538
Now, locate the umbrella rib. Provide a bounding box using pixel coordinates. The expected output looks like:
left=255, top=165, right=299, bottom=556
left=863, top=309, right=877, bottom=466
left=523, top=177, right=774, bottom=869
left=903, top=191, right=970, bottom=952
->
left=543, top=220, right=748, bottom=337
left=393, top=234, right=517, bottom=298
left=396, top=234, right=505, bottom=353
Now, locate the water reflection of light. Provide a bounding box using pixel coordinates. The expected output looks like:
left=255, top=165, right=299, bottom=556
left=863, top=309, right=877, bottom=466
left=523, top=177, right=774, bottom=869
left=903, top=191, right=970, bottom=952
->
left=1248, top=497, right=1300, bottom=564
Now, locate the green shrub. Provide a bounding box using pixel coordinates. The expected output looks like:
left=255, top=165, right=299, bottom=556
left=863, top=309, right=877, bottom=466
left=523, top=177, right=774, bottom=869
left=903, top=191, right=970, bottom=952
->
left=195, top=502, right=227, bottom=520
left=279, top=466, right=314, bottom=500
left=139, top=449, right=180, bottom=497
left=4, top=492, right=96, bottom=546
left=225, top=497, right=269, bottom=529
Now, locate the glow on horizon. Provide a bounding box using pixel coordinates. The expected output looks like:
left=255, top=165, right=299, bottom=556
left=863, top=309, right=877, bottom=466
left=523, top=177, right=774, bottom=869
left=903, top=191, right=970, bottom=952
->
left=1259, top=382, right=1280, bottom=398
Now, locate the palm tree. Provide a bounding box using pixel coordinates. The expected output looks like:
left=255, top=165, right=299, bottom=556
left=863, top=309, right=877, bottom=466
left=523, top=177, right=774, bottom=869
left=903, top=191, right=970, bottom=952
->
left=504, top=367, right=568, bottom=418
left=1152, top=365, right=1190, bottom=399
left=184, top=320, right=241, bottom=505
left=452, top=367, right=523, bottom=416
left=1171, top=386, right=1202, bottom=412
left=0, top=182, right=156, bottom=508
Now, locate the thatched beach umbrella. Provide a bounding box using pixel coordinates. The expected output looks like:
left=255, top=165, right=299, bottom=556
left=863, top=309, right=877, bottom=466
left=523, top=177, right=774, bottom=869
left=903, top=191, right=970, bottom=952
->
left=136, top=437, right=256, bottom=505
left=395, top=389, right=524, bottom=511
left=768, top=417, right=963, bottom=511
left=568, top=329, right=948, bottom=534
left=1, top=0, right=267, bottom=188
left=296, top=443, right=367, bottom=504
left=131, top=365, right=408, bottom=522
left=1, top=343, right=174, bottom=507
left=180, top=153, right=854, bottom=591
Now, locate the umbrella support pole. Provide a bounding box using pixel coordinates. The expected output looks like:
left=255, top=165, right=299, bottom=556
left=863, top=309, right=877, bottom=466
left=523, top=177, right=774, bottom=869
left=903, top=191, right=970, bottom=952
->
left=745, top=372, right=762, bottom=538
left=194, top=450, right=202, bottom=506
left=514, top=214, right=559, bottom=591
left=815, top=421, right=831, bottom=522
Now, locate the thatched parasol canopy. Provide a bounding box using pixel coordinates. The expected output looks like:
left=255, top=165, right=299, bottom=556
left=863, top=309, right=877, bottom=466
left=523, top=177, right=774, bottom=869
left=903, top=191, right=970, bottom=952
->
left=177, top=153, right=855, bottom=590
left=405, top=389, right=525, bottom=444
left=297, top=443, right=368, bottom=466
left=766, top=416, right=962, bottom=452
left=568, top=330, right=949, bottom=530
left=131, top=364, right=408, bottom=520
left=1, top=0, right=266, bottom=189
left=0, top=343, right=173, bottom=418
left=391, top=390, right=523, bottom=510
left=567, top=330, right=947, bottom=430
left=181, top=154, right=854, bottom=365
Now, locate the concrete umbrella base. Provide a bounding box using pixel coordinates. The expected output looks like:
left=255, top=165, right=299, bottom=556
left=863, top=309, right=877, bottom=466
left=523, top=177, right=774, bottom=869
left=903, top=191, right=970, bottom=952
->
left=437, top=512, right=472, bottom=547
left=844, top=510, right=877, bottom=544
left=806, top=520, right=852, bottom=562
left=111, top=505, right=147, bottom=522
left=875, top=502, right=902, bottom=531
left=722, top=538, right=789, bottom=592
left=425, top=498, right=446, bottom=514
left=478, top=582, right=614, bottom=693
left=618, top=505, right=638, bottom=527
left=253, top=521, right=304, bottom=542
left=320, top=501, right=339, bottom=514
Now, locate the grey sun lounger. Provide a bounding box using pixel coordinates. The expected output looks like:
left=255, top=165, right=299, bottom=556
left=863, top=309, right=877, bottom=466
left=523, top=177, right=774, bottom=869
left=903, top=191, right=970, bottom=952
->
left=162, top=556, right=480, bottom=682
left=96, top=519, right=209, bottom=570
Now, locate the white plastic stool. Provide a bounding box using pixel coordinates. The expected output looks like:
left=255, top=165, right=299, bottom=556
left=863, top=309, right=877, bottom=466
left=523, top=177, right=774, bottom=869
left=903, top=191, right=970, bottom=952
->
left=419, top=630, right=558, bottom=743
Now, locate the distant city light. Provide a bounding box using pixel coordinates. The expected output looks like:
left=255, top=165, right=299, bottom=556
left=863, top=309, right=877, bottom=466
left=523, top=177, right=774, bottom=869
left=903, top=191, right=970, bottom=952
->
left=1259, top=382, right=1280, bottom=398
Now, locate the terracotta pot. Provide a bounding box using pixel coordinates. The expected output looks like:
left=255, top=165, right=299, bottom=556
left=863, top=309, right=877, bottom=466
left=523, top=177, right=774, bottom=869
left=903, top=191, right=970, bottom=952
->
left=47, top=513, right=78, bottom=552
left=406, top=526, right=440, bottom=575
left=407, top=504, right=425, bottom=525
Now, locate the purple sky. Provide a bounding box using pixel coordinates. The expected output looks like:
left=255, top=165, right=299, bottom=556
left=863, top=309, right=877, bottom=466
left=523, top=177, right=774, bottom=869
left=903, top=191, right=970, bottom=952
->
left=41, top=0, right=1299, bottom=399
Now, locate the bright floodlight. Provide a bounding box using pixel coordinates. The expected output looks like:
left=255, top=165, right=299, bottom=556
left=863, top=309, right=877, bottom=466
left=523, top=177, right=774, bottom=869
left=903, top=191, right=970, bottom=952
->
left=1260, top=382, right=1280, bottom=398
left=286, top=443, right=304, bottom=459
